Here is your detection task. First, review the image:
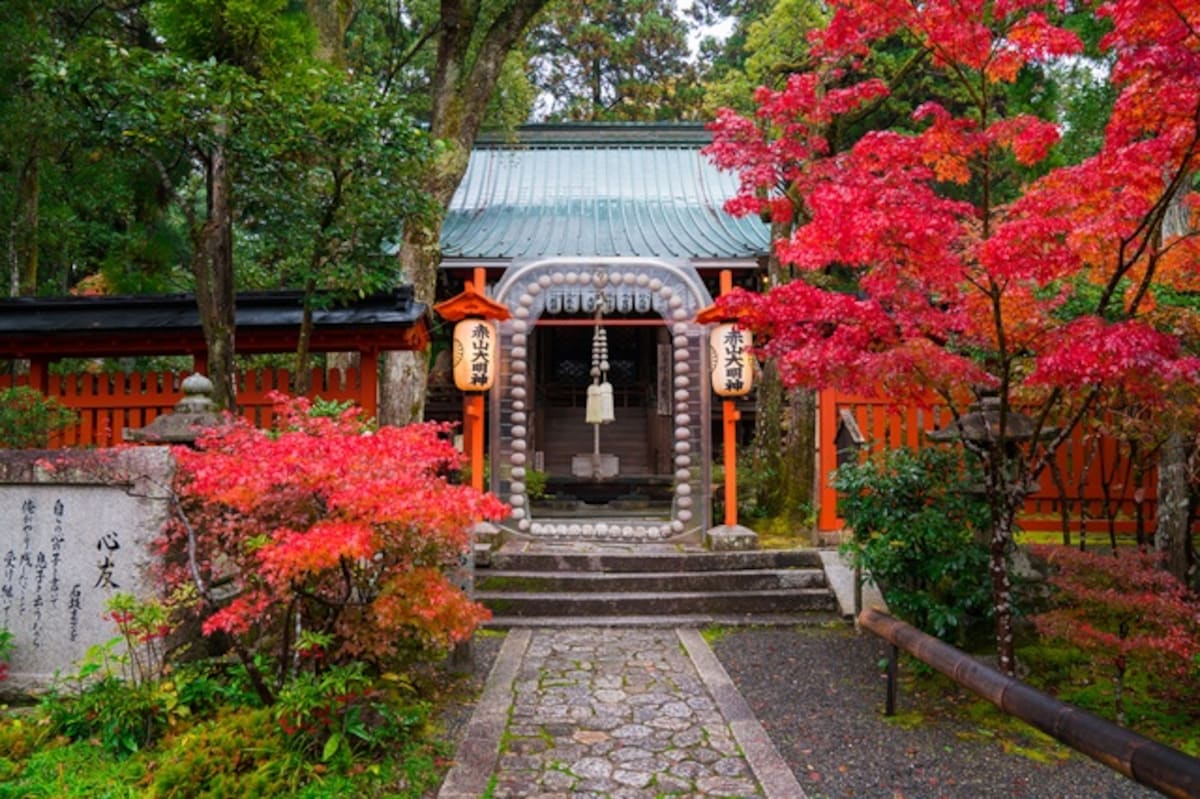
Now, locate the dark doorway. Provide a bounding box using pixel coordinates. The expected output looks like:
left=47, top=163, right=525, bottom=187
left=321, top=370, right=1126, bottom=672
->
left=532, top=323, right=673, bottom=507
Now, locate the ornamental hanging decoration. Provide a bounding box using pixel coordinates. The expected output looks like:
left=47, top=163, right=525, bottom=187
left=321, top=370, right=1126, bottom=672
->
left=452, top=318, right=498, bottom=392
left=585, top=295, right=615, bottom=424
left=710, top=322, right=754, bottom=397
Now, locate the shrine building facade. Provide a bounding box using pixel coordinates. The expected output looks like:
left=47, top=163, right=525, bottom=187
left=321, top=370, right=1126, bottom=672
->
left=434, top=124, right=769, bottom=543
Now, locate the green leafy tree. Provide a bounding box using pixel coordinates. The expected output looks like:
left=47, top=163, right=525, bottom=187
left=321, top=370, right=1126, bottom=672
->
left=236, top=71, right=437, bottom=393
left=0, top=1, right=185, bottom=297
left=377, top=0, right=555, bottom=425
left=0, top=386, right=77, bottom=447
left=701, top=0, right=825, bottom=114
left=529, top=0, right=700, bottom=121
left=34, top=1, right=438, bottom=409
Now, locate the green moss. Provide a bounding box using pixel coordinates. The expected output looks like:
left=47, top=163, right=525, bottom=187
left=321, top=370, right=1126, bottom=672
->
left=700, top=625, right=733, bottom=646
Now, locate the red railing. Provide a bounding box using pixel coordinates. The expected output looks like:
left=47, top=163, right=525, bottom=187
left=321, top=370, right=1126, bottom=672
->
left=818, top=390, right=1157, bottom=536
left=2, top=367, right=373, bottom=448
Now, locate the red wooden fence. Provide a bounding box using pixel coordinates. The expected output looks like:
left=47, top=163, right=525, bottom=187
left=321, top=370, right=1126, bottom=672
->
left=818, top=390, right=1157, bottom=537
left=2, top=367, right=373, bottom=448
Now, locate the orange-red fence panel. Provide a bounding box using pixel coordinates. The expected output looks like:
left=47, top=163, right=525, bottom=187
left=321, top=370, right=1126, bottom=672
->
left=5, top=367, right=374, bottom=449
left=818, top=390, right=1158, bottom=536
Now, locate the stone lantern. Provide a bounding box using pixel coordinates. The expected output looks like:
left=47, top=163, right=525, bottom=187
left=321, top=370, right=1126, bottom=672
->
left=123, top=373, right=227, bottom=445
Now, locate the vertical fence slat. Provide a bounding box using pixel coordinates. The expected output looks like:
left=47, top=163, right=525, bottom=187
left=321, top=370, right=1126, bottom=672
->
left=819, top=389, right=1158, bottom=535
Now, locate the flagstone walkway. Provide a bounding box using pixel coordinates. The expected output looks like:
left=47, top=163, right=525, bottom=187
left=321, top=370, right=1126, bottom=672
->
left=437, top=626, right=804, bottom=799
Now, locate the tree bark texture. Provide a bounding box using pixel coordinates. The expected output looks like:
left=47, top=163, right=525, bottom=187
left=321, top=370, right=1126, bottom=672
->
left=380, top=0, right=553, bottom=426
left=15, top=151, right=39, bottom=296
left=747, top=220, right=814, bottom=524
left=191, top=137, right=238, bottom=412
left=306, top=0, right=357, bottom=67
left=748, top=363, right=815, bottom=523
left=1156, top=429, right=1193, bottom=583
left=989, top=492, right=1022, bottom=677
left=1155, top=192, right=1195, bottom=584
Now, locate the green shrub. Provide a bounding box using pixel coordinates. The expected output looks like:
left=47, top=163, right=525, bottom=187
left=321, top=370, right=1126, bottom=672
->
left=0, top=387, right=76, bottom=448
left=0, top=627, right=12, bottom=682
left=833, top=446, right=993, bottom=641
left=274, top=663, right=427, bottom=766
left=148, top=707, right=295, bottom=798
left=40, top=636, right=186, bottom=757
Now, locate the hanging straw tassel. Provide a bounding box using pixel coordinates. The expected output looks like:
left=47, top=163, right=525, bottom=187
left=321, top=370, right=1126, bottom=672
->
left=598, top=381, right=615, bottom=424
left=585, top=382, right=604, bottom=424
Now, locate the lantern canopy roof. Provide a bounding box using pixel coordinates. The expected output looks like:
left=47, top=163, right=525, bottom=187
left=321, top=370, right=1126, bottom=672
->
left=434, top=284, right=512, bottom=322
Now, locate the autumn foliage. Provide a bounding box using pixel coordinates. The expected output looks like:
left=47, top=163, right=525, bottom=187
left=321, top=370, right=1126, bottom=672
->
left=707, top=0, right=1200, bottom=407
left=162, top=396, right=506, bottom=691
left=706, top=0, right=1200, bottom=675
left=1031, top=545, right=1200, bottom=721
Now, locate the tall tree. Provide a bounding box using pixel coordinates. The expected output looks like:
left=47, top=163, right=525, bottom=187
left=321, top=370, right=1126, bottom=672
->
left=698, top=0, right=819, bottom=114
left=237, top=73, right=437, bottom=393
left=379, top=0, right=554, bottom=425
left=0, top=1, right=179, bottom=298
left=709, top=0, right=1200, bottom=674
left=529, top=0, right=700, bottom=121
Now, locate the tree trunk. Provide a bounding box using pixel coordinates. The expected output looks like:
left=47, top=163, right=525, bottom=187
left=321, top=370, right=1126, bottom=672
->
left=191, top=137, right=238, bottom=411
left=746, top=219, right=813, bottom=524
left=305, top=0, right=356, bottom=67
left=293, top=278, right=318, bottom=397
left=15, top=151, right=39, bottom=296
left=1155, top=189, right=1195, bottom=584
left=990, top=500, right=1019, bottom=677
left=750, top=361, right=785, bottom=513
left=1156, top=429, right=1192, bottom=583
left=783, top=386, right=817, bottom=524
left=379, top=0, right=552, bottom=426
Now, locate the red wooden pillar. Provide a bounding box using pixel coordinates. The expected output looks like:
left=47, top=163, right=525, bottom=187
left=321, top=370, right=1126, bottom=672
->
left=27, top=357, right=49, bottom=394
left=697, top=269, right=754, bottom=529
left=360, top=349, right=379, bottom=420
left=718, top=270, right=739, bottom=527
left=723, top=399, right=740, bottom=527
left=464, top=394, right=485, bottom=492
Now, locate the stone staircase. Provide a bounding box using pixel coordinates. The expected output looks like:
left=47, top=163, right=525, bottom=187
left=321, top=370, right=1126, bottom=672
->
left=476, top=545, right=842, bottom=627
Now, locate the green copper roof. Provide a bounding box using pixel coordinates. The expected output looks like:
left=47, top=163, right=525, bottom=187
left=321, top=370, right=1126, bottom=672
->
left=440, top=124, right=769, bottom=262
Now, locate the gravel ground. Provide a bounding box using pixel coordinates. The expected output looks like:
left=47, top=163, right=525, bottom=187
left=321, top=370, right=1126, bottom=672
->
left=432, top=633, right=505, bottom=755
left=711, top=625, right=1162, bottom=799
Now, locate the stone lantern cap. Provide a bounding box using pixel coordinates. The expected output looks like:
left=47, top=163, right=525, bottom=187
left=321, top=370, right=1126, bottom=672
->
left=123, top=373, right=228, bottom=445
left=927, top=396, right=1058, bottom=444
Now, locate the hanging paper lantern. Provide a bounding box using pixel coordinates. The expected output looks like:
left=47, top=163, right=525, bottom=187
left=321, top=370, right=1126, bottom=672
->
left=453, top=318, right=498, bottom=391
left=710, top=323, right=754, bottom=397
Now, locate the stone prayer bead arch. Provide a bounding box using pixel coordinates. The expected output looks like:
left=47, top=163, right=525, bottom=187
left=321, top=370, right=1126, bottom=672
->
left=490, top=257, right=713, bottom=541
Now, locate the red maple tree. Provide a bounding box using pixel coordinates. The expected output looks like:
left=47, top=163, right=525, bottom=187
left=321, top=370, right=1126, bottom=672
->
left=162, top=396, right=507, bottom=703
left=1031, top=544, right=1200, bottom=724
left=707, top=0, right=1200, bottom=674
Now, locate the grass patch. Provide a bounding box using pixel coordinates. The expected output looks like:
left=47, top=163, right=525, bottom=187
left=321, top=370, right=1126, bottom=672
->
left=886, top=639, right=1200, bottom=764
left=751, top=515, right=814, bottom=550
left=0, top=640, right=496, bottom=799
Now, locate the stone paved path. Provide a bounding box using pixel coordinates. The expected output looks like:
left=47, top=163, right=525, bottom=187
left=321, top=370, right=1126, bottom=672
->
left=438, top=626, right=804, bottom=799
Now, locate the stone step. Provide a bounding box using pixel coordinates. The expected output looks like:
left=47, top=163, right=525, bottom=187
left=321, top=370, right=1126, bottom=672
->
left=482, top=612, right=843, bottom=629
left=487, top=548, right=822, bottom=573
left=475, top=588, right=839, bottom=617
left=476, top=568, right=828, bottom=593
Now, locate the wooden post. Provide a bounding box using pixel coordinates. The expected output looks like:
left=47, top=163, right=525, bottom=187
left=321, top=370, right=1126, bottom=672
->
left=469, top=267, right=487, bottom=493
left=719, top=269, right=738, bottom=527
left=360, top=349, right=379, bottom=420
left=465, top=394, right=485, bottom=492
left=27, top=357, right=49, bottom=394
left=434, top=266, right=508, bottom=495
left=724, top=399, right=739, bottom=527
